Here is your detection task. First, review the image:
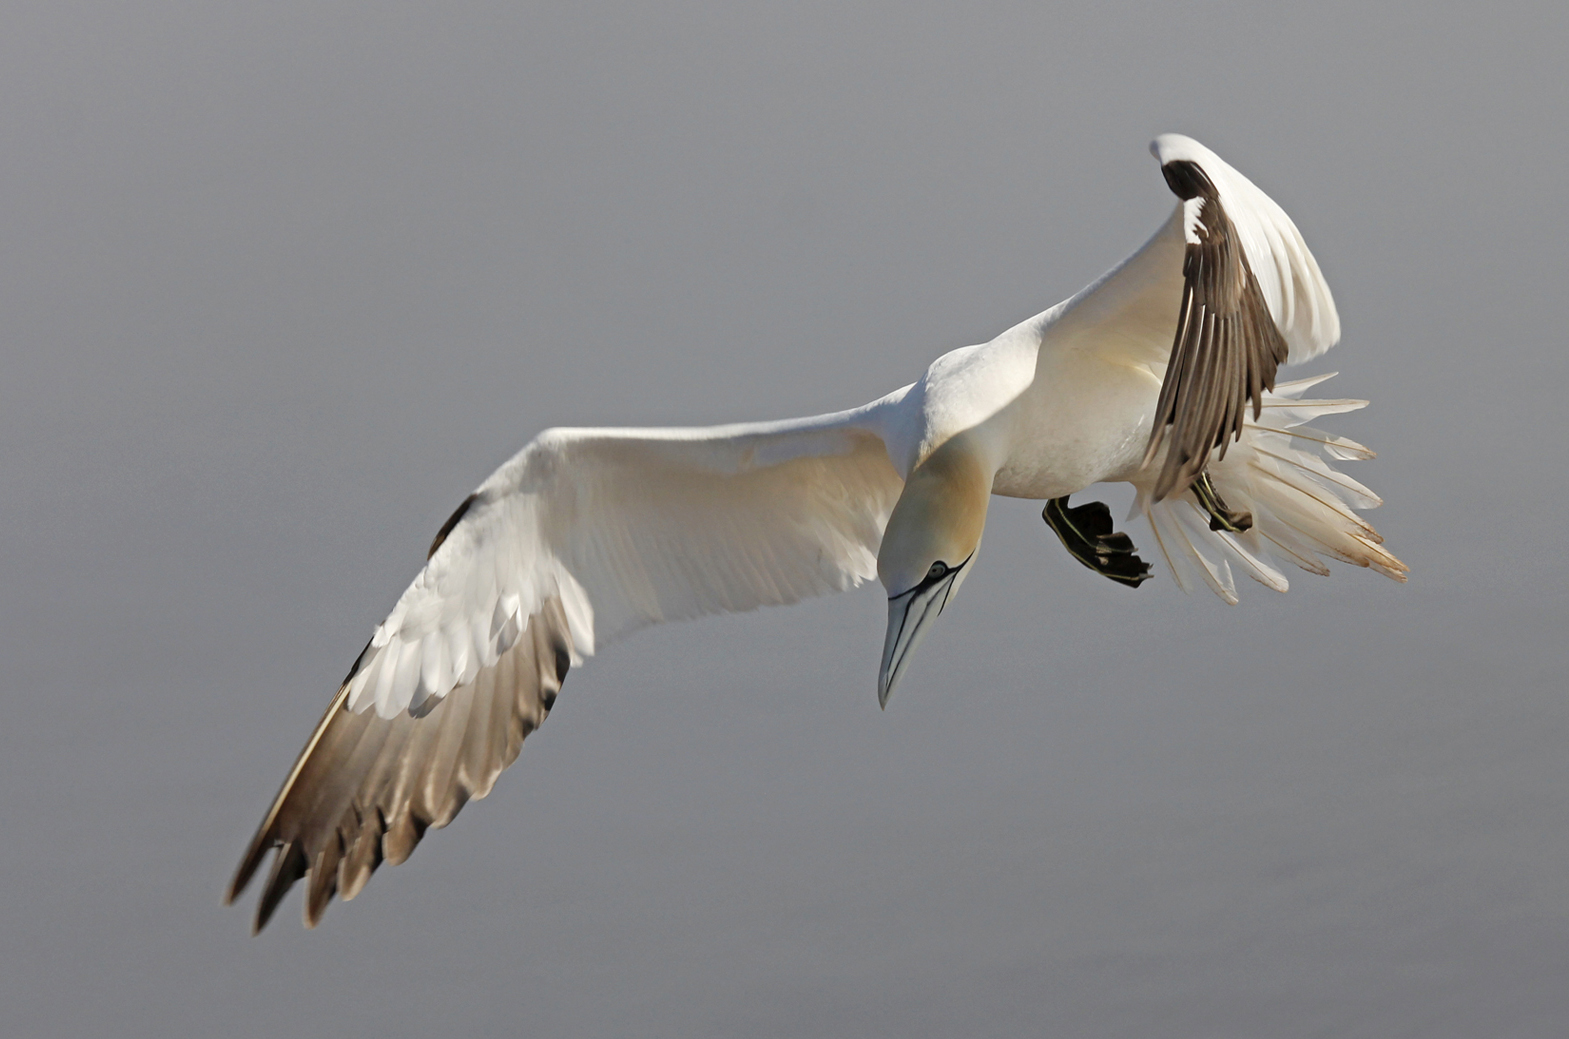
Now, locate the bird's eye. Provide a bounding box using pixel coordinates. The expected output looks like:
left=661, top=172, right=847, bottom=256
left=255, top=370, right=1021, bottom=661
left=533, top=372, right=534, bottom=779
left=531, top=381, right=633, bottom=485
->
left=926, top=561, right=949, bottom=580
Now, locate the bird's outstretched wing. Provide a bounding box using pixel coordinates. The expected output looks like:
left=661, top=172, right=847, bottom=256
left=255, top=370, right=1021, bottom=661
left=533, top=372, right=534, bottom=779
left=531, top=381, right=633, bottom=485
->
left=227, top=410, right=904, bottom=931
left=1048, top=134, right=1340, bottom=500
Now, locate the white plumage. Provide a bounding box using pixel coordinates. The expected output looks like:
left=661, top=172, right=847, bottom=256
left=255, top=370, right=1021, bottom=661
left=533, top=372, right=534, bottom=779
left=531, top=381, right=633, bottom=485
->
left=1152, top=134, right=1339, bottom=360
left=229, top=134, right=1405, bottom=931
left=350, top=415, right=906, bottom=718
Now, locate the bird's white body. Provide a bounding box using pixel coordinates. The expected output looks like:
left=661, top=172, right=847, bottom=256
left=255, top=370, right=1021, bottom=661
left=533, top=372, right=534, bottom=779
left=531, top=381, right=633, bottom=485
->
left=230, top=135, right=1404, bottom=931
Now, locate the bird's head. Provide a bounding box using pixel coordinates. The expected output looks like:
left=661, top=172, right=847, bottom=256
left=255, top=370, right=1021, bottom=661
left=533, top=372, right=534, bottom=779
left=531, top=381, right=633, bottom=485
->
left=876, top=435, right=991, bottom=707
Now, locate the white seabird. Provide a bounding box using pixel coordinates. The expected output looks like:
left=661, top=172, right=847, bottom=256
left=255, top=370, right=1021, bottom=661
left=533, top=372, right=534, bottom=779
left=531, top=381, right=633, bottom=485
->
left=228, top=134, right=1406, bottom=931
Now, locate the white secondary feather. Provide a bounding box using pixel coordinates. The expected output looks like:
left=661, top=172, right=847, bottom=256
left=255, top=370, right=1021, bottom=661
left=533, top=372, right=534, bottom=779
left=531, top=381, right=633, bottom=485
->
left=347, top=405, right=907, bottom=718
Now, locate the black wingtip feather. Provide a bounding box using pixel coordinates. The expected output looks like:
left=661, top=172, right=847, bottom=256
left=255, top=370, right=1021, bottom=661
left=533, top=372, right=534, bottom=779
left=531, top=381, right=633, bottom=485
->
left=226, top=830, right=276, bottom=906
left=231, top=600, right=577, bottom=932
left=1144, top=183, right=1291, bottom=502
left=1161, top=159, right=1219, bottom=202
left=254, top=842, right=308, bottom=934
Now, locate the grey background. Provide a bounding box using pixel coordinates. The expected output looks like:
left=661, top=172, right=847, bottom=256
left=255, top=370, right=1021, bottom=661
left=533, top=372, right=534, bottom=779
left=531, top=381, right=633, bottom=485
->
left=2, top=2, right=1565, bottom=1037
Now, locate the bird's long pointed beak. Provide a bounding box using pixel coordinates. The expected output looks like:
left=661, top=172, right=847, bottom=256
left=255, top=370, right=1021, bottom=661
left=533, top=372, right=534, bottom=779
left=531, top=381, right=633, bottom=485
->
left=877, top=565, right=963, bottom=709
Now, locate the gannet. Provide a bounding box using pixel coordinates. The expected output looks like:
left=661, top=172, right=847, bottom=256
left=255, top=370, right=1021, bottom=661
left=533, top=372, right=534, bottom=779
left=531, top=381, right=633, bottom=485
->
left=227, top=134, right=1406, bottom=931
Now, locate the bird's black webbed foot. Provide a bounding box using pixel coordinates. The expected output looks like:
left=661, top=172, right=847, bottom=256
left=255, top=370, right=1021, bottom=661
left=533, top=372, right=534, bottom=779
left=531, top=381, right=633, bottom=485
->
left=1191, top=473, right=1252, bottom=533
left=1042, top=496, right=1153, bottom=588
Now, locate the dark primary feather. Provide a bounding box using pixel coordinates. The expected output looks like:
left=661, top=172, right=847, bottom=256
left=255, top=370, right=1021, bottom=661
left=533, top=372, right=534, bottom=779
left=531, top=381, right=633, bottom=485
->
left=226, top=599, right=574, bottom=932
left=1144, top=160, right=1290, bottom=500
left=227, top=418, right=904, bottom=932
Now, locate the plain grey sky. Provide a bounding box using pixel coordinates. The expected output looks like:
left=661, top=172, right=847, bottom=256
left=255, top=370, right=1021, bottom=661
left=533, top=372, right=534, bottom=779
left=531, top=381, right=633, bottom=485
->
left=3, top=2, right=1567, bottom=1036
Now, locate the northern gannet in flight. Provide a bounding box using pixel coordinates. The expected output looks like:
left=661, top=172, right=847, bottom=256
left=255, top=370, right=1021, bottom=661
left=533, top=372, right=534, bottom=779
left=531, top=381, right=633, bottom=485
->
left=227, top=135, right=1406, bottom=931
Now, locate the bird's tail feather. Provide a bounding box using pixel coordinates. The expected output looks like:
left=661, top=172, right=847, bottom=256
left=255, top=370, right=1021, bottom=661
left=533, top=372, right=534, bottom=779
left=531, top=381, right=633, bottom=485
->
left=1135, top=374, right=1407, bottom=603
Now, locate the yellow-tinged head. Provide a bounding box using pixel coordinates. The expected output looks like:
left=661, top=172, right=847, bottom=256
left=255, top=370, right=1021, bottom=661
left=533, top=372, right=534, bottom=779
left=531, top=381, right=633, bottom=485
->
left=876, top=436, right=992, bottom=707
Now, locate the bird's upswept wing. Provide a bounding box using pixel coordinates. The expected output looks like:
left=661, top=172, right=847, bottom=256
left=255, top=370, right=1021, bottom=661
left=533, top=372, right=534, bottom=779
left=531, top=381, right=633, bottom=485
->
left=227, top=409, right=904, bottom=930
left=1048, top=133, right=1340, bottom=499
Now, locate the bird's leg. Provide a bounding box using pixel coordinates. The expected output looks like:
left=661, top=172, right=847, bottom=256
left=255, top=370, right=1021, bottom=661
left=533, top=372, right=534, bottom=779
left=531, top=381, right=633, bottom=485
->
left=1042, top=496, right=1152, bottom=588
left=1191, top=472, right=1252, bottom=533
